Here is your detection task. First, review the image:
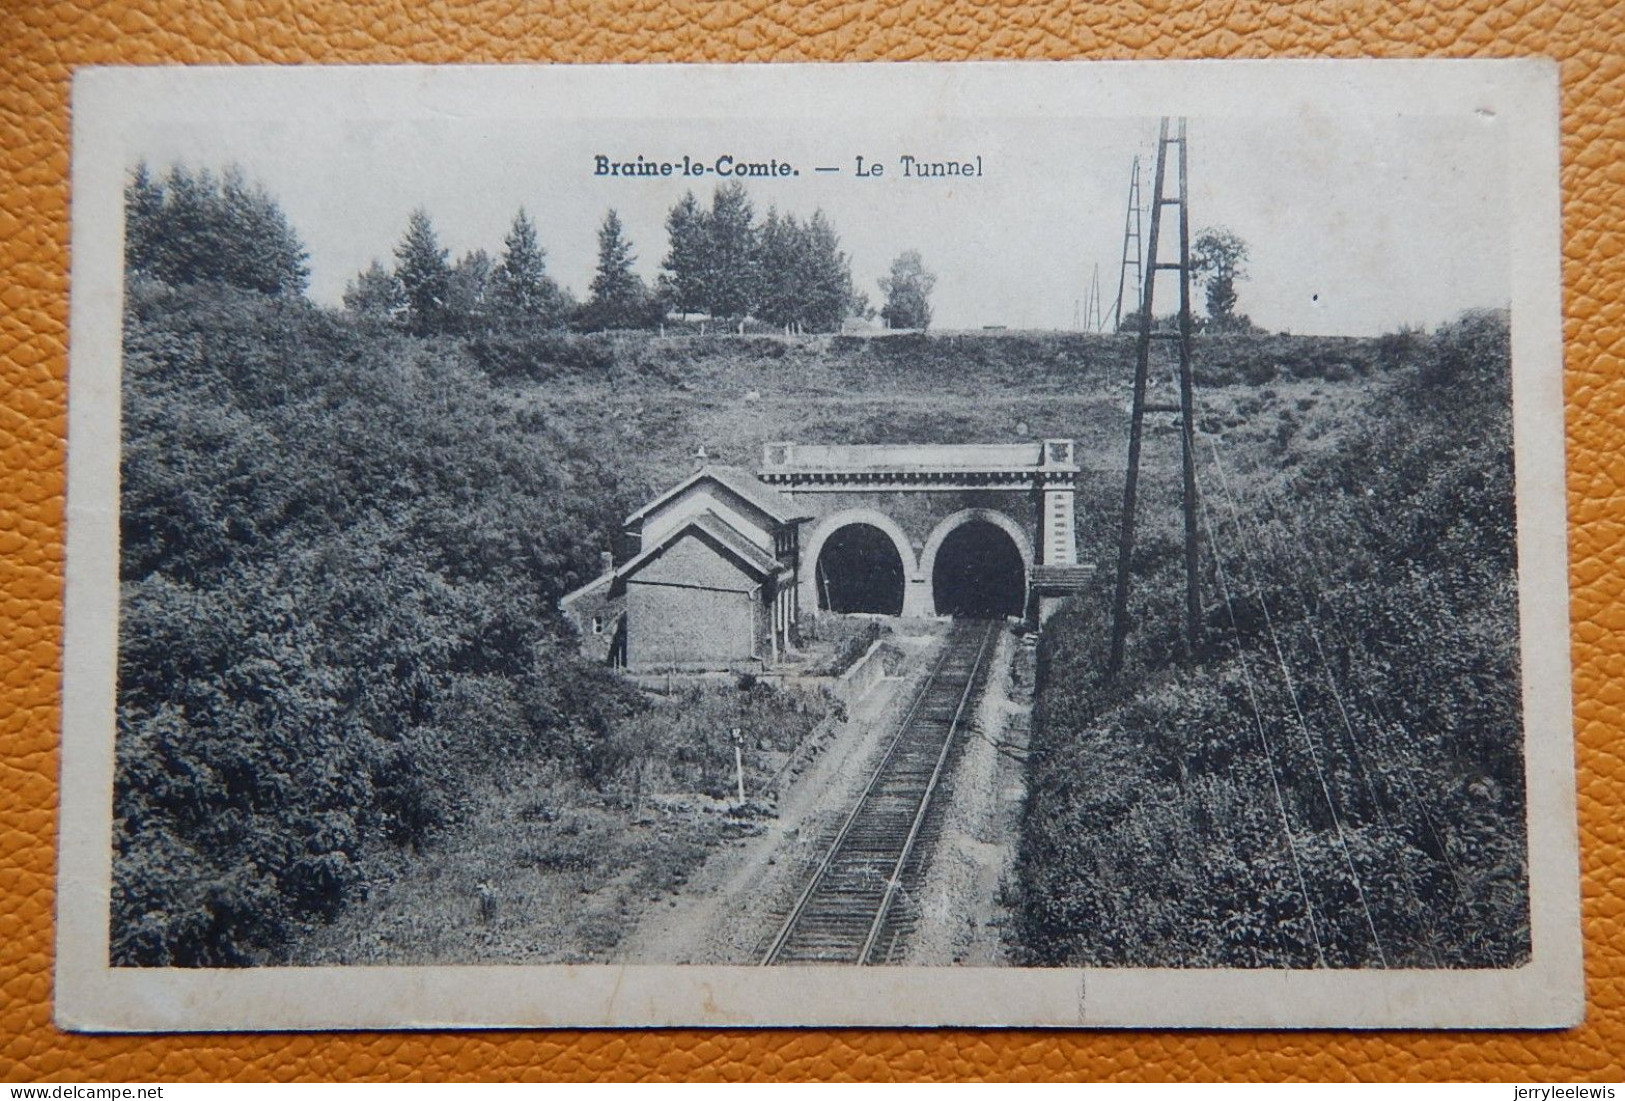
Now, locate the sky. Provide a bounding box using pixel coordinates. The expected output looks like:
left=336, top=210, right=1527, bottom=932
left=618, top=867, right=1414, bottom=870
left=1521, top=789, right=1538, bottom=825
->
left=129, top=111, right=1509, bottom=336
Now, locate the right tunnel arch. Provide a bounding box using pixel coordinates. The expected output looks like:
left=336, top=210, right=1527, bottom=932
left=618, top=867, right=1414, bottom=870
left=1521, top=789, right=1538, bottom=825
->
left=921, top=508, right=1032, bottom=619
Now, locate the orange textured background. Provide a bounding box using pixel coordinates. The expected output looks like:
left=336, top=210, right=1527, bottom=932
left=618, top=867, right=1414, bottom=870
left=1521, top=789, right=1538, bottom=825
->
left=3, top=0, right=1622, bottom=1082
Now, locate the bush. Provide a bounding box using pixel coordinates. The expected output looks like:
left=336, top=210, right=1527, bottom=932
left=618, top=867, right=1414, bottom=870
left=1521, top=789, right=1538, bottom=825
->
left=804, top=619, right=884, bottom=677
left=467, top=329, right=615, bottom=381
left=601, top=682, right=834, bottom=800
left=113, top=284, right=641, bottom=965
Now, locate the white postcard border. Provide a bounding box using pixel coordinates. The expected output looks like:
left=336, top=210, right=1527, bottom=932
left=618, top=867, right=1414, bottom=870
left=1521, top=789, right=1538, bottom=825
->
left=57, top=58, right=1582, bottom=1031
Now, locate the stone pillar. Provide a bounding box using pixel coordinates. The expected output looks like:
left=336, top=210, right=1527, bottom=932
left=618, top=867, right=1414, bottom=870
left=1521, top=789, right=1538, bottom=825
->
left=1042, top=486, right=1077, bottom=565
left=1039, top=439, right=1080, bottom=567
left=902, top=572, right=934, bottom=618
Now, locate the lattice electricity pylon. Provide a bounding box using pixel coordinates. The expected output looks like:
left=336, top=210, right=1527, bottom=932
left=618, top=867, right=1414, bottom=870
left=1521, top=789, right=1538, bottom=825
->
left=1108, top=118, right=1201, bottom=675
left=1110, top=155, right=1145, bottom=333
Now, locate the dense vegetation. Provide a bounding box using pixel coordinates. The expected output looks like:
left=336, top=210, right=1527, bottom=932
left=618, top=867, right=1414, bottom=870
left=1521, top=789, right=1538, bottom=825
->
left=878, top=250, right=936, bottom=330
left=113, top=168, right=670, bottom=965
left=113, top=275, right=662, bottom=965
left=1016, top=310, right=1528, bottom=968
left=125, top=164, right=309, bottom=297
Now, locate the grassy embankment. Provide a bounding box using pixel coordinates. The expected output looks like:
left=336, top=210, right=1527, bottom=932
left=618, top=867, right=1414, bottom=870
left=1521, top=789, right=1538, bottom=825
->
left=478, top=326, right=1388, bottom=518
left=1015, top=313, right=1527, bottom=969
left=296, top=678, right=833, bottom=965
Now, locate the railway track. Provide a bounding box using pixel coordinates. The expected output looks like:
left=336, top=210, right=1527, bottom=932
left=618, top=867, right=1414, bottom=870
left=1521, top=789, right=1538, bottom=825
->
left=760, top=618, right=1001, bottom=966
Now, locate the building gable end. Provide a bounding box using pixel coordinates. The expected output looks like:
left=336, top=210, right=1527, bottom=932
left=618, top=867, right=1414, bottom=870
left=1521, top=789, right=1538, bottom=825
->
left=617, top=516, right=780, bottom=591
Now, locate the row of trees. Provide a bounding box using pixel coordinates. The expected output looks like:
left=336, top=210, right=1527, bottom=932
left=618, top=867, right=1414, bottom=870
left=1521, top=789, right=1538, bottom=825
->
left=126, top=161, right=1244, bottom=338
left=345, top=207, right=576, bottom=335
left=1018, top=311, right=1526, bottom=968
left=126, top=162, right=940, bottom=337
left=344, top=181, right=939, bottom=336
left=878, top=250, right=936, bottom=331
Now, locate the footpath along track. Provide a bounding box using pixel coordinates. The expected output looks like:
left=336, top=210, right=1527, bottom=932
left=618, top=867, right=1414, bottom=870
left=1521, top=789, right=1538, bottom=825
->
left=760, top=618, right=1000, bottom=966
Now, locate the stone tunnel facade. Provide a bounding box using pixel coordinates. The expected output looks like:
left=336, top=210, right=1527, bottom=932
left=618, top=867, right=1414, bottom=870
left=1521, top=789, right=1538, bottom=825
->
left=759, top=440, right=1093, bottom=620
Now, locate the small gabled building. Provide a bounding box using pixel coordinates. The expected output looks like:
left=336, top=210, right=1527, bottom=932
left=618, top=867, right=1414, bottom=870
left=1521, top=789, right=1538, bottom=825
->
left=557, top=564, right=625, bottom=667
left=560, top=465, right=811, bottom=672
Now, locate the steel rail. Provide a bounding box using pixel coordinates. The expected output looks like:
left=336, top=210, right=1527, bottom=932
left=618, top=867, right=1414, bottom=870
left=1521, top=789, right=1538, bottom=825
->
left=857, top=619, right=998, bottom=964
left=757, top=628, right=962, bottom=966
left=760, top=619, right=999, bottom=966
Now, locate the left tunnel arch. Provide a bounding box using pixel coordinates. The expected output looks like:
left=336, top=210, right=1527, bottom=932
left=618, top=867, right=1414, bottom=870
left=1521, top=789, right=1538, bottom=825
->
left=814, top=523, right=907, bottom=614
left=799, top=508, right=920, bottom=619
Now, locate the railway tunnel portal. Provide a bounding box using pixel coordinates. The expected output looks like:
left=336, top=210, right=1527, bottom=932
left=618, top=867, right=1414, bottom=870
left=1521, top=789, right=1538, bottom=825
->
left=759, top=439, right=1093, bottom=622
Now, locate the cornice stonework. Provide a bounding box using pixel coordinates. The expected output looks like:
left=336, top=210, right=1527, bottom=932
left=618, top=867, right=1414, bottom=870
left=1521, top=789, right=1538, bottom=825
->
left=759, top=440, right=1080, bottom=493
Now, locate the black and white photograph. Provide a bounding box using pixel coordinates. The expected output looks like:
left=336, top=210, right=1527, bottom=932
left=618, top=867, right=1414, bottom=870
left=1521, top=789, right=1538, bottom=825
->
left=57, top=61, right=1580, bottom=1030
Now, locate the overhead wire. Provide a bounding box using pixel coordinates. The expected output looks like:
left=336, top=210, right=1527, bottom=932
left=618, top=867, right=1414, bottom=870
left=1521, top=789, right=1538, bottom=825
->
left=1227, top=451, right=1452, bottom=964
left=1207, top=438, right=1390, bottom=969
left=1237, top=459, right=1463, bottom=887
left=1192, top=455, right=1328, bottom=968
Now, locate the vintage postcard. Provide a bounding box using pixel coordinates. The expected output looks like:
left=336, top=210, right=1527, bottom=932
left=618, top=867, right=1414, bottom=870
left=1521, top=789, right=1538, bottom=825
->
left=57, top=60, right=1580, bottom=1030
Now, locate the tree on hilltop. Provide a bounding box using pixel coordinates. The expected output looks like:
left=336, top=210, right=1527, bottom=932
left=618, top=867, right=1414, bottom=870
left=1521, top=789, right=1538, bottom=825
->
left=393, top=208, right=452, bottom=336
left=879, top=250, right=936, bottom=330
left=492, top=208, right=565, bottom=327
left=1192, top=226, right=1251, bottom=331
left=124, top=162, right=167, bottom=278
left=754, top=208, right=857, bottom=333
left=801, top=211, right=857, bottom=332
left=218, top=166, right=311, bottom=296
left=581, top=209, right=650, bottom=330
left=446, top=249, right=494, bottom=335
left=658, top=183, right=858, bottom=331
left=706, top=181, right=758, bottom=321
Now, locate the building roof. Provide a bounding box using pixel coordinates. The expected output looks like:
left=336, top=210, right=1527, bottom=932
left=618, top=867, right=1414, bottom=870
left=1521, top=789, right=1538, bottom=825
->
left=616, top=510, right=786, bottom=584
left=624, top=465, right=812, bottom=528
left=558, top=567, right=615, bottom=610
